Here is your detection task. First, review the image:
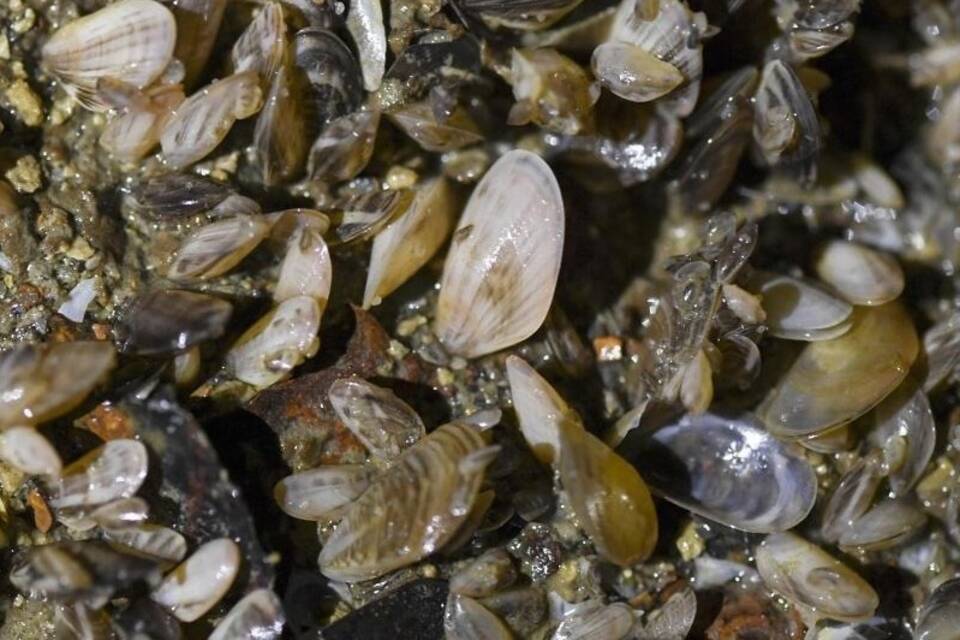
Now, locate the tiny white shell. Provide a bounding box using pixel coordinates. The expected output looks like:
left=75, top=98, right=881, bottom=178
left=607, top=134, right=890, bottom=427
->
left=57, top=278, right=98, bottom=323
left=161, top=71, right=263, bottom=169
left=0, top=427, right=62, bottom=477
left=815, top=240, right=905, bottom=306
left=226, top=295, right=321, bottom=388
left=151, top=538, right=241, bottom=622
left=436, top=150, right=565, bottom=358
left=168, top=215, right=271, bottom=280
left=210, top=588, right=285, bottom=640
left=41, top=0, right=177, bottom=111
left=47, top=440, right=148, bottom=510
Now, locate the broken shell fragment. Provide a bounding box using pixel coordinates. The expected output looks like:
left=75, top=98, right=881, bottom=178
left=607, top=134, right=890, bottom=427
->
left=0, top=426, right=62, bottom=477
left=591, top=42, right=684, bottom=103
left=274, top=464, right=374, bottom=520
left=318, top=422, right=496, bottom=582
left=755, top=532, right=879, bottom=622
left=0, top=341, right=116, bottom=429
left=41, top=0, right=177, bottom=111
left=151, top=538, right=240, bottom=622
left=364, top=177, right=457, bottom=308
left=637, top=412, right=817, bottom=533
left=328, top=378, right=426, bottom=461
left=210, top=588, right=285, bottom=640
left=814, top=240, right=905, bottom=306
left=225, top=295, right=321, bottom=389
left=47, top=440, right=148, bottom=510
left=161, top=71, right=263, bottom=169
left=758, top=302, right=918, bottom=438
left=436, top=150, right=565, bottom=358
left=167, top=215, right=271, bottom=280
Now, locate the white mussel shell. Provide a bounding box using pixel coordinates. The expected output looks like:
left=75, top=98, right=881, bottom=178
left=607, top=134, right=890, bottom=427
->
left=591, top=42, right=684, bottom=103
left=47, top=440, right=148, bottom=510
left=638, top=412, right=817, bottom=533
left=161, top=71, right=263, bottom=169
left=506, top=355, right=569, bottom=465
left=755, top=532, right=879, bottom=622
left=231, top=2, right=286, bottom=82
left=274, top=219, right=332, bottom=306
left=151, top=538, right=241, bottom=622
left=104, top=524, right=188, bottom=563
left=866, top=385, right=935, bottom=497
left=0, top=427, right=62, bottom=477
left=758, top=302, right=918, bottom=438
left=814, top=240, right=905, bottom=306
left=328, top=378, right=426, bottom=461
left=226, top=295, right=321, bottom=388
left=346, top=0, right=386, bottom=91
left=274, top=464, right=373, bottom=520
left=837, top=499, right=926, bottom=551
left=751, top=272, right=853, bottom=341
left=444, top=594, right=513, bottom=640
left=167, top=214, right=271, bottom=280
left=41, top=0, right=177, bottom=111
left=210, top=588, right=285, bottom=640
left=88, top=497, right=149, bottom=529
left=0, top=341, right=116, bottom=429
left=318, top=423, right=496, bottom=582
left=363, top=177, right=458, bottom=308
left=436, top=150, right=565, bottom=358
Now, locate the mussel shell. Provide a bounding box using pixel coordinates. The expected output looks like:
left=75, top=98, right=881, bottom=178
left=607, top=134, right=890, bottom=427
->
left=378, top=36, right=481, bottom=112
left=294, top=28, right=364, bottom=132
left=459, top=0, right=584, bottom=31
left=119, top=289, right=232, bottom=355
left=814, top=240, right=905, bottom=307
left=749, top=271, right=853, bottom=341
left=866, top=385, right=935, bottom=497
left=328, top=378, right=426, bottom=461
left=210, top=588, right=285, bottom=640
left=837, top=499, right=926, bottom=551
left=634, top=411, right=816, bottom=533
left=127, top=173, right=234, bottom=219
left=916, top=578, right=960, bottom=640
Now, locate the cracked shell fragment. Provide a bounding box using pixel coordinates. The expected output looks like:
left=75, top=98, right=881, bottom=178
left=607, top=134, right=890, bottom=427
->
left=435, top=150, right=564, bottom=358
left=318, top=422, right=498, bottom=582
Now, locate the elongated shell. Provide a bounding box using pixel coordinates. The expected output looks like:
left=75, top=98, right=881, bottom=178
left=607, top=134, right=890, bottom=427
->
left=814, top=240, right=905, bottom=306
left=167, top=215, right=271, bottom=280
left=120, top=289, right=233, bottom=355
left=308, top=110, right=380, bottom=183
left=274, top=219, right=332, bottom=305
left=758, top=302, right=918, bottom=437
left=328, top=378, right=426, bottom=461
left=755, top=532, right=878, bottom=622
left=42, top=0, right=177, bottom=111
left=211, top=589, right=285, bottom=640
left=0, top=427, right=62, bottom=477
left=436, top=150, right=564, bottom=358
left=226, top=295, right=321, bottom=388
left=753, top=59, right=821, bottom=183
left=318, top=423, right=496, bottom=582
left=254, top=56, right=310, bottom=186
left=104, top=525, right=188, bottom=563
left=0, top=341, right=116, bottom=429
left=47, top=440, right=148, bottom=510
left=100, top=84, right=184, bottom=163
left=821, top=452, right=883, bottom=543
left=346, top=0, right=386, bottom=91
left=231, top=3, right=286, bottom=82
left=364, top=177, right=457, bottom=308
left=638, top=412, right=816, bottom=533
left=274, top=464, right=373, bottom=520
left=161, top=71, right=263, bottom=169
left=152, top=538, right=240, bottom=622
left=506, top=355, right=570, bottom=465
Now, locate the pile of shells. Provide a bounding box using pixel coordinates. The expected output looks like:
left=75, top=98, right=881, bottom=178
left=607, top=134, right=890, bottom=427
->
left=5, top=0, right=960, bottom=637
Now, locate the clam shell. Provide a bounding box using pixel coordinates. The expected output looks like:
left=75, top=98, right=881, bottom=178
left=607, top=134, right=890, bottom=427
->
left=161, top=71, right=264, bottom=169
left=226, top=295, right=321, bottom=389
left=0, top=427, right=62, bottom=477
left=755, top=532, right=878, bottom=622
left=637, top=412, right=816, bottom=533
left=274, top=464, right=374, bottom=521
left=120, top=289, right=233, bottom=355
left=167, top=215, right=271, bottom=280
left=364, top=177, right=458, bottom=308
left=104, top=525, right=188, bottom=563
left=591, top=42, right=684, bottom=103
left=461, top=0, right=585, bottom=31
left=436, top=150, right=564, bottom=358
left=294, top=28, right=364, bottom=128
left=328, top=378, right=426, bottom=461
left=758, top=302, right=918, bottom=438
left=449, top=549, right=517, bottom=598
left=0, top=341, right=116, bottom=429
left=346, top=0, right=386, bottom=91
left=318, top=423, right=496, bottom=582
left=751, top=272, right=853, bottom=341
left=814, top=240, right=905, bottom=306
left=444, top=594, right=513, bottom=640
left=128, top=173, right=234, bottom=219
left=210, top=588, right=285, bottom=640
left=274, top=219, right=332, bottom=305
left=332, top=189, right=414, bottom=245
left=47, top=440, right=148, bottom=510
left=151, top=538, right=240, bottom=622
left=42, top=0, right=177, bottom=111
